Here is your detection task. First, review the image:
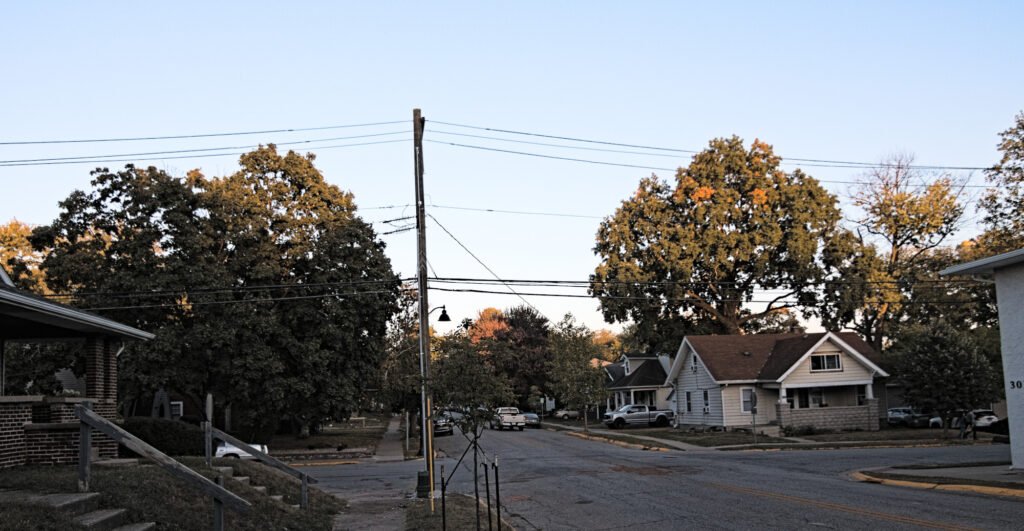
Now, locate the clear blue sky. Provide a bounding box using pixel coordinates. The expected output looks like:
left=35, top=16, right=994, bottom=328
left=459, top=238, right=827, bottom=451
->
left=2, top=2, right=1022, bottom=334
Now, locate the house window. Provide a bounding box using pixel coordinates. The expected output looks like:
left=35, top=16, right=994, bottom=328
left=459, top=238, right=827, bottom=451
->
left=685, top=392, right=692, bottom=413
left=741, top=388, right=755, bottom=413
left=810, top=354, right=841, bottom=372
left=170, top=401, right=184, bottom=419
left=692, top=357, right=699, bottom=373
left=810, top=389, right=826, bottom=407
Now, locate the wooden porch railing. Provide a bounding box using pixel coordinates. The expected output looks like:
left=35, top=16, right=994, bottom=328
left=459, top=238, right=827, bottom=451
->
left=202, top=422, right=319, bottom=509
left=75, top=403, right=250, bottom=530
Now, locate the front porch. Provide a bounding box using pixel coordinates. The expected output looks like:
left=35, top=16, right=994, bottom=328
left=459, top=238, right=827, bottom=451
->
left=773, top=383, right=880, bottom=432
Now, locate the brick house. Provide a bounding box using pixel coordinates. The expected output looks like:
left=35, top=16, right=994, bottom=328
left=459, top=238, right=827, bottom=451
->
left=0, top=267, right=153, bottom=468
left=664, top=332, right=888, bottom=433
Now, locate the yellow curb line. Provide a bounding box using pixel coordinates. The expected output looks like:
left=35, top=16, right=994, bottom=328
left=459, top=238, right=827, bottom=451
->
left=852, top=471, right=1024, bottom=499
left=567, top=431, right=669, bottom=452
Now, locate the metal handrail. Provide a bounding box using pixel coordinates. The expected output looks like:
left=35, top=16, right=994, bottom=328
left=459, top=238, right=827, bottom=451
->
left=75, top=404, right=250, bottom=530
left=204, top=422, right=317, bottom=508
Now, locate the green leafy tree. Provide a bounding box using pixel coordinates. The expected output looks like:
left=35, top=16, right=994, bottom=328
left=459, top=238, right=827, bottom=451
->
left=547, top=315, right=606, bottom=431
left=888, top=321, right=1000, bottom=435
left=593, top=137, right=843, bottom=343
left=432, top=334, right=514, bottom=436
left=821, top=154, right=965, bottom=351
left=378, top=287, right=423, bottom=414
left=35, top=146, right=400, bottom=437
left=489, top=305, right=552, bottom=407
left=980, top=111, right=1024, bottom=253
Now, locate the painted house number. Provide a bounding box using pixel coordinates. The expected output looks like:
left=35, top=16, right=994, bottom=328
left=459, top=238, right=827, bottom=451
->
left=1011, top=380, right=1024, bottom=390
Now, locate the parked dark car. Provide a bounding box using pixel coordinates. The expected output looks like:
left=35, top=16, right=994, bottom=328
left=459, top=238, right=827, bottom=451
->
left=523, top=412, right=541, bottom=428
left=433, top=413, right=454, bottom=436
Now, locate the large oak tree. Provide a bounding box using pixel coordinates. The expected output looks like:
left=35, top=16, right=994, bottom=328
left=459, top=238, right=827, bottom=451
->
left=592, top=136, right=843, bottom=346
left=35, top=146, right=400, bottom=437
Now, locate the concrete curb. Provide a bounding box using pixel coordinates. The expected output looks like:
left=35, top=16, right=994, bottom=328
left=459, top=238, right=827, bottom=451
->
left=566, top=431, right=670, bottom=452
left=850, top=470, right=1024, bottom=499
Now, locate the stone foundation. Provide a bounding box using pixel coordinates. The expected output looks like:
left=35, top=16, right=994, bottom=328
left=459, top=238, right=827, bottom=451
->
left=776, top=399, right=879, bottom=432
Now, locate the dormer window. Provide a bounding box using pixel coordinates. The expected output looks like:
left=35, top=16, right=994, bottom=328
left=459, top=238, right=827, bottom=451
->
left=810, top=354, right=841, bottom=372
left=624, top=359, right=630, bottom=375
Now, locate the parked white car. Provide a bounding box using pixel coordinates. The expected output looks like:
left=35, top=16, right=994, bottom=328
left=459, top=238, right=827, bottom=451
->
left=552, top=409, right=579, bottom=420
left=215, top=441, right=269, bottom=459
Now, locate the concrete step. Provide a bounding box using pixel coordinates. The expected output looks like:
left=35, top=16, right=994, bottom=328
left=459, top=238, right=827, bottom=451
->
left=231, top=476, right=250, bottom=485
left=0, top=490, right=102, bottom=514
left=95, top=458, right=140, bottom=468
left=111, top=523, right=156, bottom=531
left=212, top=466, right=234, bottom=477
left=251, top=485, right=267, bottom=494
left=74, top=508, right=128, bottom=530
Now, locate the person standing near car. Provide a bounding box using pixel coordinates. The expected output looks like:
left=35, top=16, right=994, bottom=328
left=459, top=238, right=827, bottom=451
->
left=968, top=410, right=977, bottom=440
left=959, top=410, right=970, bottom=439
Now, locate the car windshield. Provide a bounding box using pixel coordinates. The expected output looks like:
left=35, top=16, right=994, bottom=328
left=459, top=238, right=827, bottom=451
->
left=974, top=410, right=995, bottom=417
left=617, top=405, right=633, bottom=413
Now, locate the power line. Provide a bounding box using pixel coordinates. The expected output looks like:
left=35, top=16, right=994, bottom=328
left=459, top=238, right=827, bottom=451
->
left=427, top=139, right=990, bottom=189
left=430, top=120, right=992, bottom=172
left=0, top=131, right=410, bottom=165
left=0, top=120, right=407, bottom=146
left=81, top=288, right=403, bottom=311
left=428, top=286, right=987, bottom=306
left=427, top=213, right=546, bottom=317
left=0, top=140, right=407, bottom=167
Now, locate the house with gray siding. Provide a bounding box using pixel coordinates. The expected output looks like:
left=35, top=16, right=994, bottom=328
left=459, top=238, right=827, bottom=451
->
left=606, top=354, right=673, bottom=411
left=664, top=332, right=888, bottom=433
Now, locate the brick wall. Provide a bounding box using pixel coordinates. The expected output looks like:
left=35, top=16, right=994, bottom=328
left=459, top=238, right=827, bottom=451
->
left=0, top=397, right=119, bottom=469
left=0, top=401, right=33, bottom=468
left=776, top=399, right=880, bottom=432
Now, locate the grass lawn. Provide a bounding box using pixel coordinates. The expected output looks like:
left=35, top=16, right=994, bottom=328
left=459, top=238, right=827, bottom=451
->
left=799, top=427, right=995, bottom=443
left=0, top=459, right=345, bottom=531
left=271, top=412, right=390, bottom=452
left=636, top=428, right=793, bottom=447
left=405, top=493, right=513, bottom=530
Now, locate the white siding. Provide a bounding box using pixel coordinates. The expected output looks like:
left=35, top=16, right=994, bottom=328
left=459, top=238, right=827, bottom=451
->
left=673, top=348, right=724, bottom=426
left=722, top=386, right=778, bottom=427
left=782, top=341, right=873, bottom=388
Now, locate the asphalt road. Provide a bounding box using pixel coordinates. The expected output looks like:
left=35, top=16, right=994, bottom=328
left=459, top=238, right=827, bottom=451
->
left=430, top=426, right=1020, bottom=530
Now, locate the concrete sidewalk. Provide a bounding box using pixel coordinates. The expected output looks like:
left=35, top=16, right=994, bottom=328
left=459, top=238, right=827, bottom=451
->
left=855, top=464, right=1024, bottom=498
left=374, top=415, right=407, bottom=462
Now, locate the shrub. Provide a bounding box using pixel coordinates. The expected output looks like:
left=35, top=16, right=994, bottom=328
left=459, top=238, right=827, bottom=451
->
left=121, top=417, right=204, bottom=456
left=782, top=425, right=818, bottom=437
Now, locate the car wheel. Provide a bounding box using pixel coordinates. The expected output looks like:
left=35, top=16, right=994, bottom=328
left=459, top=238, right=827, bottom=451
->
left=655, top=416, right=669, bottom=428
left=614, top=418, right=625, bottom=429
left=226, top=454, right=240, bottom=459
left=561, top=414, right=570, bottom=420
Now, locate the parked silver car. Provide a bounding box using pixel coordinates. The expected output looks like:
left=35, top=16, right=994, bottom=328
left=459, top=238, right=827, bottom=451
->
left=552, top=409, right=579, bottom=420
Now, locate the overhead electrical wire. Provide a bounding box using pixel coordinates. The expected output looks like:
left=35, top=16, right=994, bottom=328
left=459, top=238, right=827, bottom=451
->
left=427, top=213, right=546, bottom=317
left=0, top=139, right=410, bottom=167
left=430, top=120, right=992, bottom=172
left=426, top=139, right=990, bottom=189
left=0, top=131, right=411, bottom=165
left=0, top=120, right=407, bottom=146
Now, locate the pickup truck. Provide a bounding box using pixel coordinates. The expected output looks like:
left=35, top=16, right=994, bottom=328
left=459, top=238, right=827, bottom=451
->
left=603, top=404, right=674, bottom=428
left=489, top=407, right=527, bottom=431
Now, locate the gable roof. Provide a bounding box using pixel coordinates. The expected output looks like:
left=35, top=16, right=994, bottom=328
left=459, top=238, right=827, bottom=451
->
left=940, top=247, right=1024, bottom=276
left=608, top=358, right=667, bottom=389
left=605, top=362, right=625, bottom=383
left=0, top=268, right=154, bottom=341
left=671, top=332, right=884, bottom=383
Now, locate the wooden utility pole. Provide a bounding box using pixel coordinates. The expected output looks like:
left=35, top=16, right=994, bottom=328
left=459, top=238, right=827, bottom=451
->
left=413, top=108, right=436, bottom=508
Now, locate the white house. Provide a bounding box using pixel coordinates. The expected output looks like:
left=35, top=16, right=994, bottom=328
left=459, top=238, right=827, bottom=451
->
left=664, top=332, right=888, bottom=432
left=942, top=247, right=1024, bottom=470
